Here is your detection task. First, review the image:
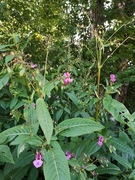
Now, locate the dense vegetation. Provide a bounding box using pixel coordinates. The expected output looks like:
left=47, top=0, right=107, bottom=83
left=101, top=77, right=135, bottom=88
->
left=0, top=0, right=135, bottom=179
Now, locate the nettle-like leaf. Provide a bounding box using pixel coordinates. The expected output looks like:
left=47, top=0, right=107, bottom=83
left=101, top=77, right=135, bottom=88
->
left=111, top=154, right=132, bottom=169
left=36, top=98, right=53, bottom=144
left=95, top=163, right=121, bottom=175
left=55, top=118, right=104, bottom=137
left=43, top=141, right=71, bottom=180
left=0, top=145, right=14, bottom=164
left=103, top=94, right=134, bottom=124
left=0, top=123, right=38, bottom=144
left=106, top=137, right=135, bottom=157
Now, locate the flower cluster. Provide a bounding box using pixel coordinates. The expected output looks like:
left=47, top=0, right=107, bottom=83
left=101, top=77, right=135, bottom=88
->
left=33, top=152, right=43, bottom=168
left=65, top=150, right=74, bottom=160
left=110, top=74, right=116, bottom=83
left=63, top=72, right=73, bottom=86
left=97, top=136, right=104, bottom=146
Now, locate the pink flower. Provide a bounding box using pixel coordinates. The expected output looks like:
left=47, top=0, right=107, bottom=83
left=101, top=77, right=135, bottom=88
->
left=33, top=152, right=43, bottom=168
left=65, top=150, right=74, bottom=160
left=97, top=136, right=104, bottom=146
left=110, top=74, right=116, bottom=83
left=63, top=72, right=73, bottom=86
left=30, top=62, right=37, bottom=68
left=64, top=72, right=70, bottom=78
left=98, top=141, right=103, bottom=146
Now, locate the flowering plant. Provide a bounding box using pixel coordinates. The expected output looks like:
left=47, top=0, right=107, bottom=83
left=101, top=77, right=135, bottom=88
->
left=0, top=33, right=134, bottom=180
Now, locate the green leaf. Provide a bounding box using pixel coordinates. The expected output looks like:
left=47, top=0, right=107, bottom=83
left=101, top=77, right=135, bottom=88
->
left=28, top=166, right=39, bottom=180
left=111, top=154, right=132, bottom=169
left=66, top=91, right=79, bottom=106
left=10, top=165, right=30, bottom=180
left=17, top=143, right=28, bottom=157
left=55, top=109, right=63, bottom=121
left=10, top=97, right=18, bottom=109
left=86, top=140, right=101, bottom=156
left=96, top=163, right=121, bottom=175
left=43, top=80, right=60, bottom=97
left=129, top=169, right=135, bottom=179
left=36, top=98, right=53, bottom=144
left=0, top=44, right=14, bottom=51
left=43, top=141, right=71, bottom=180
left=0, top=170, right=4, bottom=180
left=0, top=124, right=37, bottom=143
left=23, top=103, right=38, bottom=123
left=10, top=134, right=42, bottom=147
left=4, top=155, right=31, bottom=180
left=103, top=94, right=134, bottom=123
left=0, top=74, right=9, bottom=90
left=79, top=172, right=86, bottom=180
left=85, top=164, right=97, bottom=171
left=5, top=54, right=14, bottom=64
left=0, top=145, right=14, bottom=164
left=55, top=118, right=104, bottom=137
left=106, top=137, right=135, bottom=157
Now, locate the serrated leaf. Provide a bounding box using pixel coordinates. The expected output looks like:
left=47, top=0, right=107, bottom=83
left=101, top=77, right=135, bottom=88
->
left=0, top=124, right=37, bottom=143
left=36, top=98, right=53, bottom=144
left=0, top=145, right=14, bottom=164
left=55, top=118, right=104, bottom=137
left=43, top=141, right=71, bottom=180
left=106, top=137, right=134, bottom=157
left=96, top=163, right=121, bottom=175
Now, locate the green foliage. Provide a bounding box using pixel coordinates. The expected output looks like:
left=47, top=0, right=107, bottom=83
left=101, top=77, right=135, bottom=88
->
left=43, top=141, right=70, bottom=180
left=0, top=0, right=135, bottom=179
left=36, top=98, right=53, bottom=144
left=55, top=118, right=104, bottom=137
left=95, top=163, right=121, bottom=175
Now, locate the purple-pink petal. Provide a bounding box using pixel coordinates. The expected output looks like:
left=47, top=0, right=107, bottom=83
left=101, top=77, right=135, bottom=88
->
left=64, top=72, right=70, bottom=78
left=98, top=141, right=103, bottom=146
left=33, top=159, right=43, bottom=168
left=110, top=74, right=116, bottom=82
left=30, top=62, right=37, bottom=68
left=98, top=136, right=104, bottom=142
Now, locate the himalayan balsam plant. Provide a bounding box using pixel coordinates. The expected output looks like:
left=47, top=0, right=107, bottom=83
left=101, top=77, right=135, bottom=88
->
left=0, top=33, right=135, bottom=180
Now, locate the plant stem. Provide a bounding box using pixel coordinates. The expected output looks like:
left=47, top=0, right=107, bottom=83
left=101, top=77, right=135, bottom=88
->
left=95, top=36, right=102, bottom=122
